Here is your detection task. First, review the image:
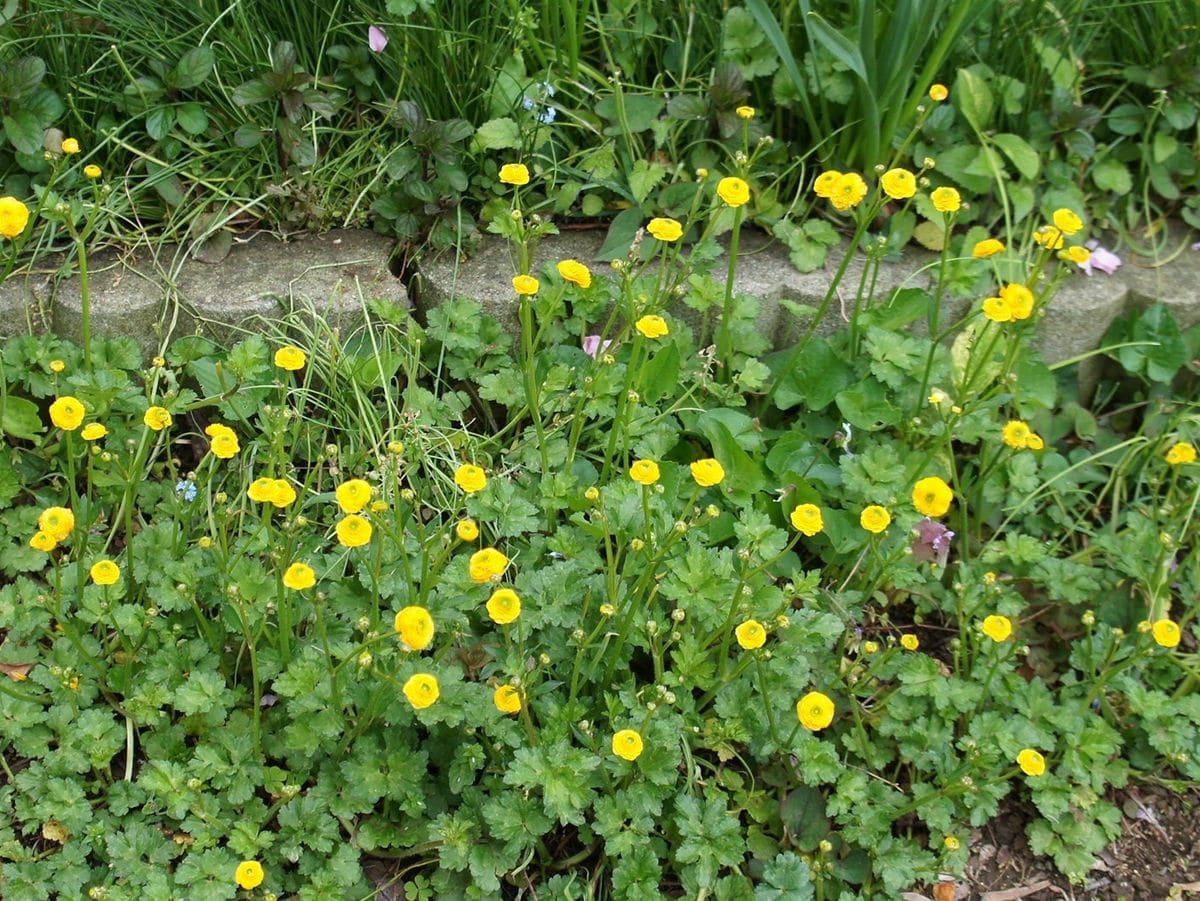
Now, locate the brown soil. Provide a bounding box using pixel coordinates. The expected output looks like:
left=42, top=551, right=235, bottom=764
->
left=949, top=785, right=1200, bottom=900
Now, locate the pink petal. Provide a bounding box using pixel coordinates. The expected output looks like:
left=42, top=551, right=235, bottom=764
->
left=368, top=26, right=388, bottom=53
left=1081, top=239, right=1121, bottom=276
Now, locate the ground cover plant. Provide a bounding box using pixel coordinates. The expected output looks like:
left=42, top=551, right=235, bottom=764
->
left=1, top=104, right=1200, bottom=897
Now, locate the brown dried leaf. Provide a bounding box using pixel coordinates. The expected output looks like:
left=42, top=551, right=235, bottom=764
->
left=933, top=881, right=957, bottom=901
left=982, top=881, right=1052, bottom=901
left=0, top=661, right=34, bottom=682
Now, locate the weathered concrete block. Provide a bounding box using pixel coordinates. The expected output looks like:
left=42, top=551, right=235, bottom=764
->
left=1034, top=271, right=1130, bottom=366
left=53, top=248, right=171, bottom=354
left=1121, top=248, right=1200, bottom=330
left=0, top=263, right=56, bottom=338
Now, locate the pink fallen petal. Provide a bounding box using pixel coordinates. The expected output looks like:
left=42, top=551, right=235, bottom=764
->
left=1081, top=239, right=1121, bottom=276
left=582, top=335, right=613, bottom=358
left=368, top=25, right=388, bottom=53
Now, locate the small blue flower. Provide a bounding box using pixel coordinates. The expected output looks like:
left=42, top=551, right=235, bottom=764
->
left=175, top=480, right=197, bottom=502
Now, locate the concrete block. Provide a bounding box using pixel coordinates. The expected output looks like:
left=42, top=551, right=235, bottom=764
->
left=53, top=248, right=171, bottom=354
left=0, top=262, right=56, bottom=338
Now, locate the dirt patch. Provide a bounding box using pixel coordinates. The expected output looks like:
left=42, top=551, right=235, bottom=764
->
left=957, top=785, right=1200, bottom=900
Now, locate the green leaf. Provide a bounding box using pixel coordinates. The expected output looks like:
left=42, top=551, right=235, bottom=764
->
left=674, top=794, right=746, bottom=888
left=641, top=342, right=680, bottom=404
left=175, top=102, right=208, bottom=135
left=696, top=416, right=765, bottom=497
left=769, top=336, right=854, bottom=411
left=471, top=117, right=521, bottom=151
left=836, top=379, right=900, bottom=431
left=503, top=740, right=600, bottom=827
left=231, top=79, right=277, bottom=106
left=3, top=110, right=43, bottom=154
left=0, top=454, right=19, bottom=506
left=780, top=787, right=829, bottom=851
left=954, top=66, right=995, bottom=132
left=1092, top=157, right=1132, bottom=195
left=754, top=851, right=815, bottom=900
left=1, top=396, right=43, bottom=439
left=596, top=207, right=644, bottom=261
left=595, top=93, right=663, bottom=135
left=145, top=106, right=175, bottom=141
left=628, top=160, right=667, bottom=205
left=173, top=46, right=215, bottom=90
left=5, top=56, right=46, bottom=98
left=992, top=133, right=1040, bottom=180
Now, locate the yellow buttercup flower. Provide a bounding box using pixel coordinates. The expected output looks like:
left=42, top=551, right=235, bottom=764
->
left=335, top=478, right=373, bottom=514
left=494, top=685, right=522, bottom=714
left=790, top=503, right=824, bottom=536
left=283, top=562, right=316, bottom=590
left=646, top=217, right=683, bottom=242
left=49, top=359, right=65, bottom=373
left=469, top=547, right=509, bottom=583
left=859, top=505, right=890, bottom=533
left=735, top=619, right=766, bottom=650
left=972, top=238, right=1005, bottom=258
left=944, top=836, right=961, bottom=851
left=635, top=315, right=668, bottom=338
left=982, top=296, right=1012, bottom=323
left=1017, top=748, right=1045, bottom=776
left=900, top=633, right=920, bottom=651
left=0, top=196, right=30, bottom=237
left=813, top=170, right=842, bottom=198
left=1165, top=442, right=1196, bottom=465
left=930, top=186, right=961, bottom=213
left=1152, top=618, right=1181, bottom=649
left=880, top=168, right=917, bottom=200
left=512, top=274, right=539, bottom=295
left=1002, top=420, right=1033, bottom=449
left=1000, top=283, right=1034, bottom=320
left=1062, top=246, right=1090, bottom=264
left=38, top=507, right=75, bottom=541
left=274, top=345, right=306, bottom=371
left=456, top=518, right=480, bottom=541
left=498, top=163, right=530, bottom=186
left=247, top=477, right=276, bottom=503
left=1033, top=225, right=1064, bottom=250
left=928, top=84, right=949, bottom=102
left=1026, top=433, right=1045, bottom=450
left=912, top=476, right=953, bottom=518
left=49, top=396, right=85, bottom=431
left=795, top=691, right=835, bottom=731
left=584, top=486, right=600, bottom=502
left=455, top=463, right=487, bottom=493
left=557, top=259, right=592, bottom=288
left=84, top=164, right=101, bottom=179
left=143, top=406, right=172, bottom=431
left=337, top=514, right=373, bottom=547
left=716, top=176, right=750, bottom=207
left=612, top=729, right=644, bottom=761
left=1052, top=208, right=1083, bottom=236
left=30, top=531, right=56, bottom=552
left=630, top=459, right=661, bottom=486
left=403, top=673, right=440, bottom=709
left=690, top=458, right=725, bottom=487
left=486, top=588, right=522, bottom=624
left=90, top=560, right=120, bottom=586
left=61, top=137, right=81, bottom=154
left=830, top=172, right=868, bottom=211
left=981, top=614, right=1012, bottom=642
left=268, top=479, right=296, bottom=508
left=862, top=640, right=879, bottom=654
left=735, top=105, right=755, bottom=119
left=235, top=860, right=264, bottom=890
left=394, top=605, right=435, bottom=651
left=204, top=423, right=239, bottom=459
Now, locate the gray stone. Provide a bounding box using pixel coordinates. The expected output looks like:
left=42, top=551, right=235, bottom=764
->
left=1033, top=271, right=1130, bottom=367
left=0, top=262, right=55, bottom=338
left=1121, top=245, right=1200, bottom=330
left=53, top=248, right=171, bottom=354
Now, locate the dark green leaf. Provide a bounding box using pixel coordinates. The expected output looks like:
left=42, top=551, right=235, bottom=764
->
left=173, top=47, right=215, bottom=90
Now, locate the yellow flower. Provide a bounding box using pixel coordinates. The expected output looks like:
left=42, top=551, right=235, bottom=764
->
left=274, top=345, right=306, bottom=371
left=403, top=673, right=440, bottom=709
left=247, top=477, right=276, bottom=503
left=900, top=633, right=920, bottom=651
left=943, top=836, right=960, bottom=851
left=928, top=83, right=949, bottom=102
left=455, top=463, right=487, bottom=493
left=584, top=486, right=600, bottom=502
left=49, top=396, right=85, bottom=431
left=859, top=505, right=890, bottom=533
left=972, top=238, right=1005, bottom=258
left=612, top=729, right=644, bottom=761
left=981, top=614, right=1012, bottom=642
left=930, top=186, right=961, bottom=213
left=880, top=168, right=917, bottom=200
left=862, top=640, right=879, bottom=654
left=635, top=315, right=669, bottom=338
left=456, top=518, right=480, bottom=541
left=982, top=296, right=1012, bottom=323
left=1152, top=618, right=1181, bottom=649
left=830, top=172, right=868, bottom=211
left=1062, top=246, right=1090, bottom=264
left=30, top=531, right=57, bottom=552
left=790, top=503, right=824, bottom=536
left=498, top=163, right=530, bottom=186
left=0, top=196, right=30, bottom=237
left=1033, top=225, right=1064, bottom=250
left=283, top=562, right=316, bottom=590
left=690, top=458, right=725, bottom=487
left=735, top=105, right=755, bottom=119
left=912, top=476, right=953, bottom=518
left=735, top=619, right=766, bottom=650
left=331, top=515, right=370, bottom=549
left=335, top=478, right=373, bottom=514
left=268, top=479, right=296, bottom=508
left=486, top=588, right=522, bottom=624
left=90, top=560, right=120, bottom=585
left=1052, top=208, right=1083, bottom=236
left=599, top=603, right=616, bottom=616
left=204, top=423, right=240, bottom=459
left=84, top=164, right=101, bottom=179
left=630, top=459, right=661, bottom=486
left=1165, top=442, right=1197, bottom=465
left=235, top=860, right=264, bottom=890
left=143, top=406, right=172, bottom=431
left=795, top=691, right=835, bottom=731
left=1000, top=283, right=1034, bottom=320
left=469, top=547, right=509, bottom=583
left=394, top=605, right=435, bottom=650
left=1026, top=433, right=1045, bottom=450
left=557, top=259, right=592, bottom=288
left=1002, top=420, right=1033, bottom=449
left=716, top=176, right=750, bottom=207
left=1017, top=748, right=1046, bottom=776
left=38, top=507, right=75, bottom=541
left=813, top=170, right=842, bottom=198
left=49, top=359, right=65, bottom=373
left=646, top=217, right=683, bottom=242
left=494, top=685, right=522, bottom=714
left=512, top=274, right=540, bottom=295
left=61, top=137, right=81, bottom=154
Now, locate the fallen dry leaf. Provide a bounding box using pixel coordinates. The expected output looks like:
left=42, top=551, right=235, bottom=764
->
left=933, top=881, right=956, bottom=901
left=982, top=881, right=1052, bottom=901
left=0, top=661, right=34, bottom=681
